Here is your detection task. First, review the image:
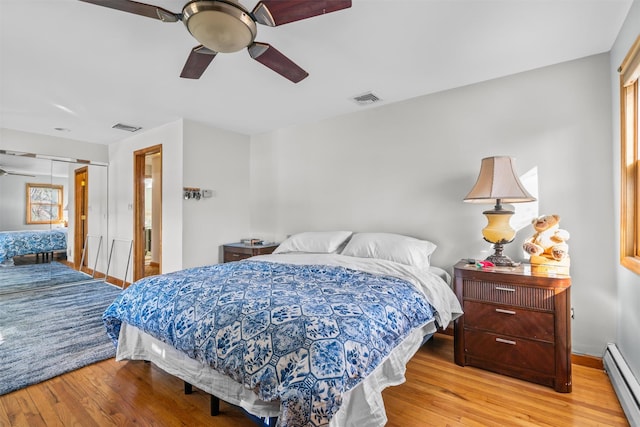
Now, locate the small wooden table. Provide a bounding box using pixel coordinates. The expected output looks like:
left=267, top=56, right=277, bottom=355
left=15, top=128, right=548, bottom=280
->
left=222, top=242, right=279, bottom=263
left=453, top=260, right=572, bottom=392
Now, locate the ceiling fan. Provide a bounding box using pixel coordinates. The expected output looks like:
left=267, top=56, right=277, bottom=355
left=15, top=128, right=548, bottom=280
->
left=0, top=167, right=35, bottom=177
left=79, top=0, right=352, bottom=83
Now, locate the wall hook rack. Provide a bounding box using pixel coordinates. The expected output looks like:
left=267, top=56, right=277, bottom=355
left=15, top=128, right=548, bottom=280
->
left=183, top=187, right=202, bottom=200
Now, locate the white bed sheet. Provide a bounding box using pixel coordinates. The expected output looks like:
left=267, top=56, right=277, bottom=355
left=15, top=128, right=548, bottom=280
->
left=114, top=254, right=462, bottom=426
left=117, top=319, right=435, bottom=426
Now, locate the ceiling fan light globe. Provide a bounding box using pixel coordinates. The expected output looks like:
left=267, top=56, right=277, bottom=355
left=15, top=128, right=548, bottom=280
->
left=183, top=1, right=257, bottom=54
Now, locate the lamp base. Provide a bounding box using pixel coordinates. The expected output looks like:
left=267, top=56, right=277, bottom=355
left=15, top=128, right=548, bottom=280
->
left=485, top=253, right=520, bottom=267
left=485, top=242, right=520, bottom=267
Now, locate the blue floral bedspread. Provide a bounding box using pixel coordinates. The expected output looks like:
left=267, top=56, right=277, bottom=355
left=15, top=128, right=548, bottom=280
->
left=0, top=229, right=67, bottom=263
left=103, top=260, right=435, bottom=427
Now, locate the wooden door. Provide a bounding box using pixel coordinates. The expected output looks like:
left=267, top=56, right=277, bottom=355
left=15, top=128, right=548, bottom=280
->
left=133, top=145, right=162, bottom=281
left=73, top=167, right=88, bottom=270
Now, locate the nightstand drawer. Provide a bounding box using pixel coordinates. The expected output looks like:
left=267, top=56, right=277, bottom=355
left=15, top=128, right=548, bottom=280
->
left=465, top=329, right=555, bottom=375
left=463, top=279, right=555, bottom=311
left=463, top=300, right=555, bottom=342
left=223, top=251, right=251, bottom=262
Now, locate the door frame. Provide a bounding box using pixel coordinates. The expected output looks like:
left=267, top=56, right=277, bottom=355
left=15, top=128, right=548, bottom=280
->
left=73, top=166, right=88, bottom=270
left=133, top=144, right=162, bottom=282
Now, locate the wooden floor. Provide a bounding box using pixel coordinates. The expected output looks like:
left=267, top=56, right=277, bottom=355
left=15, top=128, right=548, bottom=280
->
left=0, top=335, right=628, bottom=427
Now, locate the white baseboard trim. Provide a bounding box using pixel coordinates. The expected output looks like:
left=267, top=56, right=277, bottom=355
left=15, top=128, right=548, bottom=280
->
left=603, top=343, right=639, bottom=426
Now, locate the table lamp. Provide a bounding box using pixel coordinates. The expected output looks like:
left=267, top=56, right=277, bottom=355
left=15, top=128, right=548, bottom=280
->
left=464, top=156, right=536, bottom=266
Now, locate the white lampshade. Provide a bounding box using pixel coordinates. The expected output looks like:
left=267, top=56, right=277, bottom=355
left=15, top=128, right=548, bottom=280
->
left=464, top=156, right=535, bottom=204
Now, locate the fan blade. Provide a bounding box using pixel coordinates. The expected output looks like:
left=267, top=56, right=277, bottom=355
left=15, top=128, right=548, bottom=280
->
left=78, top=0, right=180, bottom=22
left=248, top=42, right=308, bottom=83
left=252, top=0, right=351, bottom=26
left=180, top=46, right=217, bottom=79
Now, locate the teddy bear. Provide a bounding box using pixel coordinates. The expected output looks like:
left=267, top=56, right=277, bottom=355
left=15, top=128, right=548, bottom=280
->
left=523, top=214, right=570, bottom=274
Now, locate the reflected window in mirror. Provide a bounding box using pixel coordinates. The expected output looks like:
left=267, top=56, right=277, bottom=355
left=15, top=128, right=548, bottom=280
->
left=26, top=183, right=63, bottom=225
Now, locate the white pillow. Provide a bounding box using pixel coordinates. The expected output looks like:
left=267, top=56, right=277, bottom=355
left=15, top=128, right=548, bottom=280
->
left=274, top=231, right=353, bottom=254
left=341, top=232, right=437, bottom=269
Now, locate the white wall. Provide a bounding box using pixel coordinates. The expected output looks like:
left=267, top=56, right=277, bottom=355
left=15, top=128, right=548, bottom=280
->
left=106, top=118, right=251, bottom=277
left=250, top=53, right=615, bottom=356
left=610, top=1, right=640, bottom=382
left=182, top=120, right=251, bottom=268
left=108, top=120, right=184, bottom=280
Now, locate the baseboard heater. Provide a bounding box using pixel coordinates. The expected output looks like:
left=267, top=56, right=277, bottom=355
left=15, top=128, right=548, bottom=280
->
left=603, top=343, right=640, bottom=426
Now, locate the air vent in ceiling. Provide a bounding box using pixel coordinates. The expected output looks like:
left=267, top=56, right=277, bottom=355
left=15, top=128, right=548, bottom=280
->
left=112, top=123, right=142, bottom=132
left=352, top=92, right=382, bottom=106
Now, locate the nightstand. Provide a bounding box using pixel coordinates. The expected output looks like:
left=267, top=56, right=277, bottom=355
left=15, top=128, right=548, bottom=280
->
left=453, top=260, right=572, bottom=392
left=222, top=242, right=279, bottom=263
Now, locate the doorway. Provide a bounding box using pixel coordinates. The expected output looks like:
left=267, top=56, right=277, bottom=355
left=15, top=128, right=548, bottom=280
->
left=133, top=145, right=162, bottom=281
left=73, top=166, right=88, bottom=271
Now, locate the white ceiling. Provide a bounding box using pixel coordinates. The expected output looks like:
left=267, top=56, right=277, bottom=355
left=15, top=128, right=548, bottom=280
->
left=0, top=0, right=633, bottom=145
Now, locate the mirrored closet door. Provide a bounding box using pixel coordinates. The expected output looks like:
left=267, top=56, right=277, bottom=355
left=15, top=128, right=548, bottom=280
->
left=0, top=151, right=108, bottom=290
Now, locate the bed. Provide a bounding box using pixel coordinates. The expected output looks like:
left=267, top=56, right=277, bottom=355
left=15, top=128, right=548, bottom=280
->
left=0, top=228, right=67, bottom=265
left=103, top=232, right=463, bottom=427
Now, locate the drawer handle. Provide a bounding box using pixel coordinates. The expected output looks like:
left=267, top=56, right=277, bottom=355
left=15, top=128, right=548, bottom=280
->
left=495, top=286, right=515, bottom=292
left=496, top=337, right=517, bottom=345
left=495, top=308, right=516, bottom=315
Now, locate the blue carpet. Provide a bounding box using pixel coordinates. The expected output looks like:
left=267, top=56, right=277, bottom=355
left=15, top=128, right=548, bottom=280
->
left=0, top=280, right=122, bottom=395
left=0, top=261, right=93, bottom=295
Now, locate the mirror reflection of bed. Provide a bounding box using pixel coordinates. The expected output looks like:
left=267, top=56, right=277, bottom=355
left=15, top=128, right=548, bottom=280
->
left=0, top=151, right=109, bottom=290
